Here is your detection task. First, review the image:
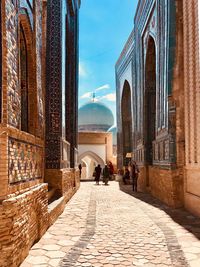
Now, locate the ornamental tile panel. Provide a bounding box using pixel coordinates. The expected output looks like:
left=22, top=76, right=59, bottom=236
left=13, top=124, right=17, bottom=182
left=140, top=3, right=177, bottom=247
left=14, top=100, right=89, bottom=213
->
left=8, top=138, right=43, bottom=183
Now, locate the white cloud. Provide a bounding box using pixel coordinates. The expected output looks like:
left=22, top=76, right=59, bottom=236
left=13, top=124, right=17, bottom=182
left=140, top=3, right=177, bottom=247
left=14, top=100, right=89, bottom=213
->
left=95, top=84, right=110, bottom=91
left=100, top=93, right=116, bottom=102
left=79, top=62, right=87, bottom=77
left=80, top=92, right=92, bottom=99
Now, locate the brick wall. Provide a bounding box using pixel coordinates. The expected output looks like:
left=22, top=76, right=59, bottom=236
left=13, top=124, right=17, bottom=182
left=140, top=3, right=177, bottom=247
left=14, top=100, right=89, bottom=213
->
left=0, top=0, right=81, bottom=265
left=0, top=1, right=48, bottom=266
left=137, top=166, right=183, bottom=208
left=149, top=167, right=184, bottom=208
left=0, top=184, right=48, bottom=267
left=47, top=169, right=80, bottom=226
left=45, top=168, right=80, bottom=197
left=183, top=0, right=200, bottom=216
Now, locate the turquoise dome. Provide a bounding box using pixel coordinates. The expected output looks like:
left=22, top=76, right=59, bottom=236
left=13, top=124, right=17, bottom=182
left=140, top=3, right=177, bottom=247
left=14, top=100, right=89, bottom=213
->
left=78, top=102, right=114, bottom=132
left=107, top=126, right=117, bottom=145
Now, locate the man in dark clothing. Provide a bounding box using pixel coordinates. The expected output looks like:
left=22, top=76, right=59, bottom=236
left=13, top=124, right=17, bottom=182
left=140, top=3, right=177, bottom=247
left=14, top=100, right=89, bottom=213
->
left=103, top=165, right=110, bottom=185
left=129, top=160, right=139, bottom=192
left=95, top=164, right=102, bottom=185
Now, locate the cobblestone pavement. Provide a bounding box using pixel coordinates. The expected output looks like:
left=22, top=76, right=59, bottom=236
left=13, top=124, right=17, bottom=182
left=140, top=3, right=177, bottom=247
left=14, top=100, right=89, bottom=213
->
left=21, top=182, right=200, bottom=267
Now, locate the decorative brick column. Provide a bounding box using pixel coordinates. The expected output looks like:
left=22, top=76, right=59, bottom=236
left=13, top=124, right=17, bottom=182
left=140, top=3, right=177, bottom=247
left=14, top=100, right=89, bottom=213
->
left=183, top=0, right=200, bottom=216
left=45, top=0, right=80, bottom=197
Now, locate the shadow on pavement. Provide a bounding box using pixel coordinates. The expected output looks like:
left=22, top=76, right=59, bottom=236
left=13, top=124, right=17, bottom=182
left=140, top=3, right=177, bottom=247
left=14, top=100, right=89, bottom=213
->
left=119, top=181, right=200, bottom=241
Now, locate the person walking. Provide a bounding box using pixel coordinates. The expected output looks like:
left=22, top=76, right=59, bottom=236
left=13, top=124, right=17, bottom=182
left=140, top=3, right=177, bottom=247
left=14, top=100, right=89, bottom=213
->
left=129, top=160, right=139, bottom=192
left=103, top=164, right=110, bottom=185
left=133, top=161, right=139, bottom=192
left=95, top=164, right=102, bottom=185
left=108, top=161, right=114, bottom=180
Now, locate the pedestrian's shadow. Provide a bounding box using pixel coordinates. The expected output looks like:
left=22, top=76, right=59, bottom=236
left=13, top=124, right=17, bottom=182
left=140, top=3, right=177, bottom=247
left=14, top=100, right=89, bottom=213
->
left=119, top=181, right=200, bottom=241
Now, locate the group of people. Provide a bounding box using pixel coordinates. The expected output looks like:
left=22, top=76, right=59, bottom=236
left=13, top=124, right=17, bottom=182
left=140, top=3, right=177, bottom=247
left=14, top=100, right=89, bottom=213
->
left=123, top=160, right=139, bottom=192
left=79, top=159, right=140, bottom=192
left=94, top=161, right=114, bottom=185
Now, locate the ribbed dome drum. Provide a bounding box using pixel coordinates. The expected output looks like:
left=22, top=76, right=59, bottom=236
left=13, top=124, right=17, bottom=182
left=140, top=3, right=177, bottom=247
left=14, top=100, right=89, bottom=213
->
left=78, top=102, right=114, bottom=132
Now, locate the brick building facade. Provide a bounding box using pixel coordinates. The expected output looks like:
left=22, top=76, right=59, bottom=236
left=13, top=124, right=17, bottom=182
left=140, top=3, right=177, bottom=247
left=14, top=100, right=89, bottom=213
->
left=116, top=0, right=200, bottom=216
left=0, top=0, right=80, bottom=266
left=182, top=0, right=200, bottom=216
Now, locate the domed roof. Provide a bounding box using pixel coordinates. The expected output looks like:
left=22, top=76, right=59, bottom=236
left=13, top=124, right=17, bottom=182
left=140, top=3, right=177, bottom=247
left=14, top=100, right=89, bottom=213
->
left=78, top=102, right=114, bottom=132
left=107, top=126, right=117, bottom=145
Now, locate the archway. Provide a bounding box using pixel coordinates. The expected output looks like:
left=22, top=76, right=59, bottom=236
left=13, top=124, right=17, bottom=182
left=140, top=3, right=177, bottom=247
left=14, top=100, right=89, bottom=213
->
left=144, top=36, right=156, bottom=176
left=20, top=25, right=28, bottom=132
left=121, top=80, right=133, bottom=166
left=79, top=151, right=105, bottom=180
left=19, top=11, right=36, bottom=134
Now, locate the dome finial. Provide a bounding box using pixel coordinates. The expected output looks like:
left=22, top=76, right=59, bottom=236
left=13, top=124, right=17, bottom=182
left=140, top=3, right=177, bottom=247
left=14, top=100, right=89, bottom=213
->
left=92, top=92, right=95, bottom=102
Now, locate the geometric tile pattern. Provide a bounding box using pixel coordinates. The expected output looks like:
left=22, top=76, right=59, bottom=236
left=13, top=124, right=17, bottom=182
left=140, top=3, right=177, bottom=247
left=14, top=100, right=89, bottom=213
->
left=45, top=0, right=62, bottom=169
left=8, top=137, right=43, bottom=183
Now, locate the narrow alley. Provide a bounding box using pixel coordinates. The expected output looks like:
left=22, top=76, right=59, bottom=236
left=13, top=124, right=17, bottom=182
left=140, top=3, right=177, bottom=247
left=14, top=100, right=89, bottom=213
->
left=21, top=182, right=200, bottom=267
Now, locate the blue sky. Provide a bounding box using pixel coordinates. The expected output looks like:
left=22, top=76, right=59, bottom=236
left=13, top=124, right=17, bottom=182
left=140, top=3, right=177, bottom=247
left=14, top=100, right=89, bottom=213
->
left=79, top=0, right=138, bottom=125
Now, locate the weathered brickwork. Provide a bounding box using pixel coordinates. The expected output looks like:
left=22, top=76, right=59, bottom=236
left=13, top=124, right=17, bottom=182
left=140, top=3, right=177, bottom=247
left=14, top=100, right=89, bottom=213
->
left=0, top=184, right=48, bottom=267
left=48, top=170, right=80, bottom=226
left=8, top=138, right=43, bottom=184
left=183, top=0, right=200, bottom=216
left=148, top=167, right=183, bottom=207
left=45, top=168, right=80, bottom=197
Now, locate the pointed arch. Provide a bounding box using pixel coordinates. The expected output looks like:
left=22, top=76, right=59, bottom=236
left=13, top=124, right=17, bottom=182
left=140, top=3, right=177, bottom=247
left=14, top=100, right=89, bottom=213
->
left=79, top=151, right=105, bottom=180
left=144, top=35, right=156, bottom=166
left=78, top=151, right=105, bottom=166
left=19, top=9, right=37, bottom=134
left=121, top=80, right=133, bottom=165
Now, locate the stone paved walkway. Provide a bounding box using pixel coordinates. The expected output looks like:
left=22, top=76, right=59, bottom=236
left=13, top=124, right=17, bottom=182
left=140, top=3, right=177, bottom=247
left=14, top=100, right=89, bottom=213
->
left=21, top=182, right=200, bottom=267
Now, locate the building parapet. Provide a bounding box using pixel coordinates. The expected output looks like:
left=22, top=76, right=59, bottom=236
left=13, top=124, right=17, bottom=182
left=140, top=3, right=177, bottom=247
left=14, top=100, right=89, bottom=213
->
left=115, top=29, right=134, bottom=70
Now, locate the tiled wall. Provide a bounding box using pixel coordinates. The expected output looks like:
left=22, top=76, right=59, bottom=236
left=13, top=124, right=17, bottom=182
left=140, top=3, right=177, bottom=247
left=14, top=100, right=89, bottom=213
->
left=6, top=0, right=20, bottom=128
left=8, top=138, right=43, bottom=183
left=0, top=184, right=48, bottom=267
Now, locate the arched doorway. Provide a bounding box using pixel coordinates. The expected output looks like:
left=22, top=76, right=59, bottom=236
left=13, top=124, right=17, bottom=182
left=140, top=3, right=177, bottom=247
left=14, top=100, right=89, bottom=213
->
left=19, top=12, right=36, bottom=135
left=20, top=25, right=28, bottom=132
left=121, top=80, right=133, bottom=166
left=144, top=36, right=156, bottom=185
left=79, top=151, right=105, bottom=180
